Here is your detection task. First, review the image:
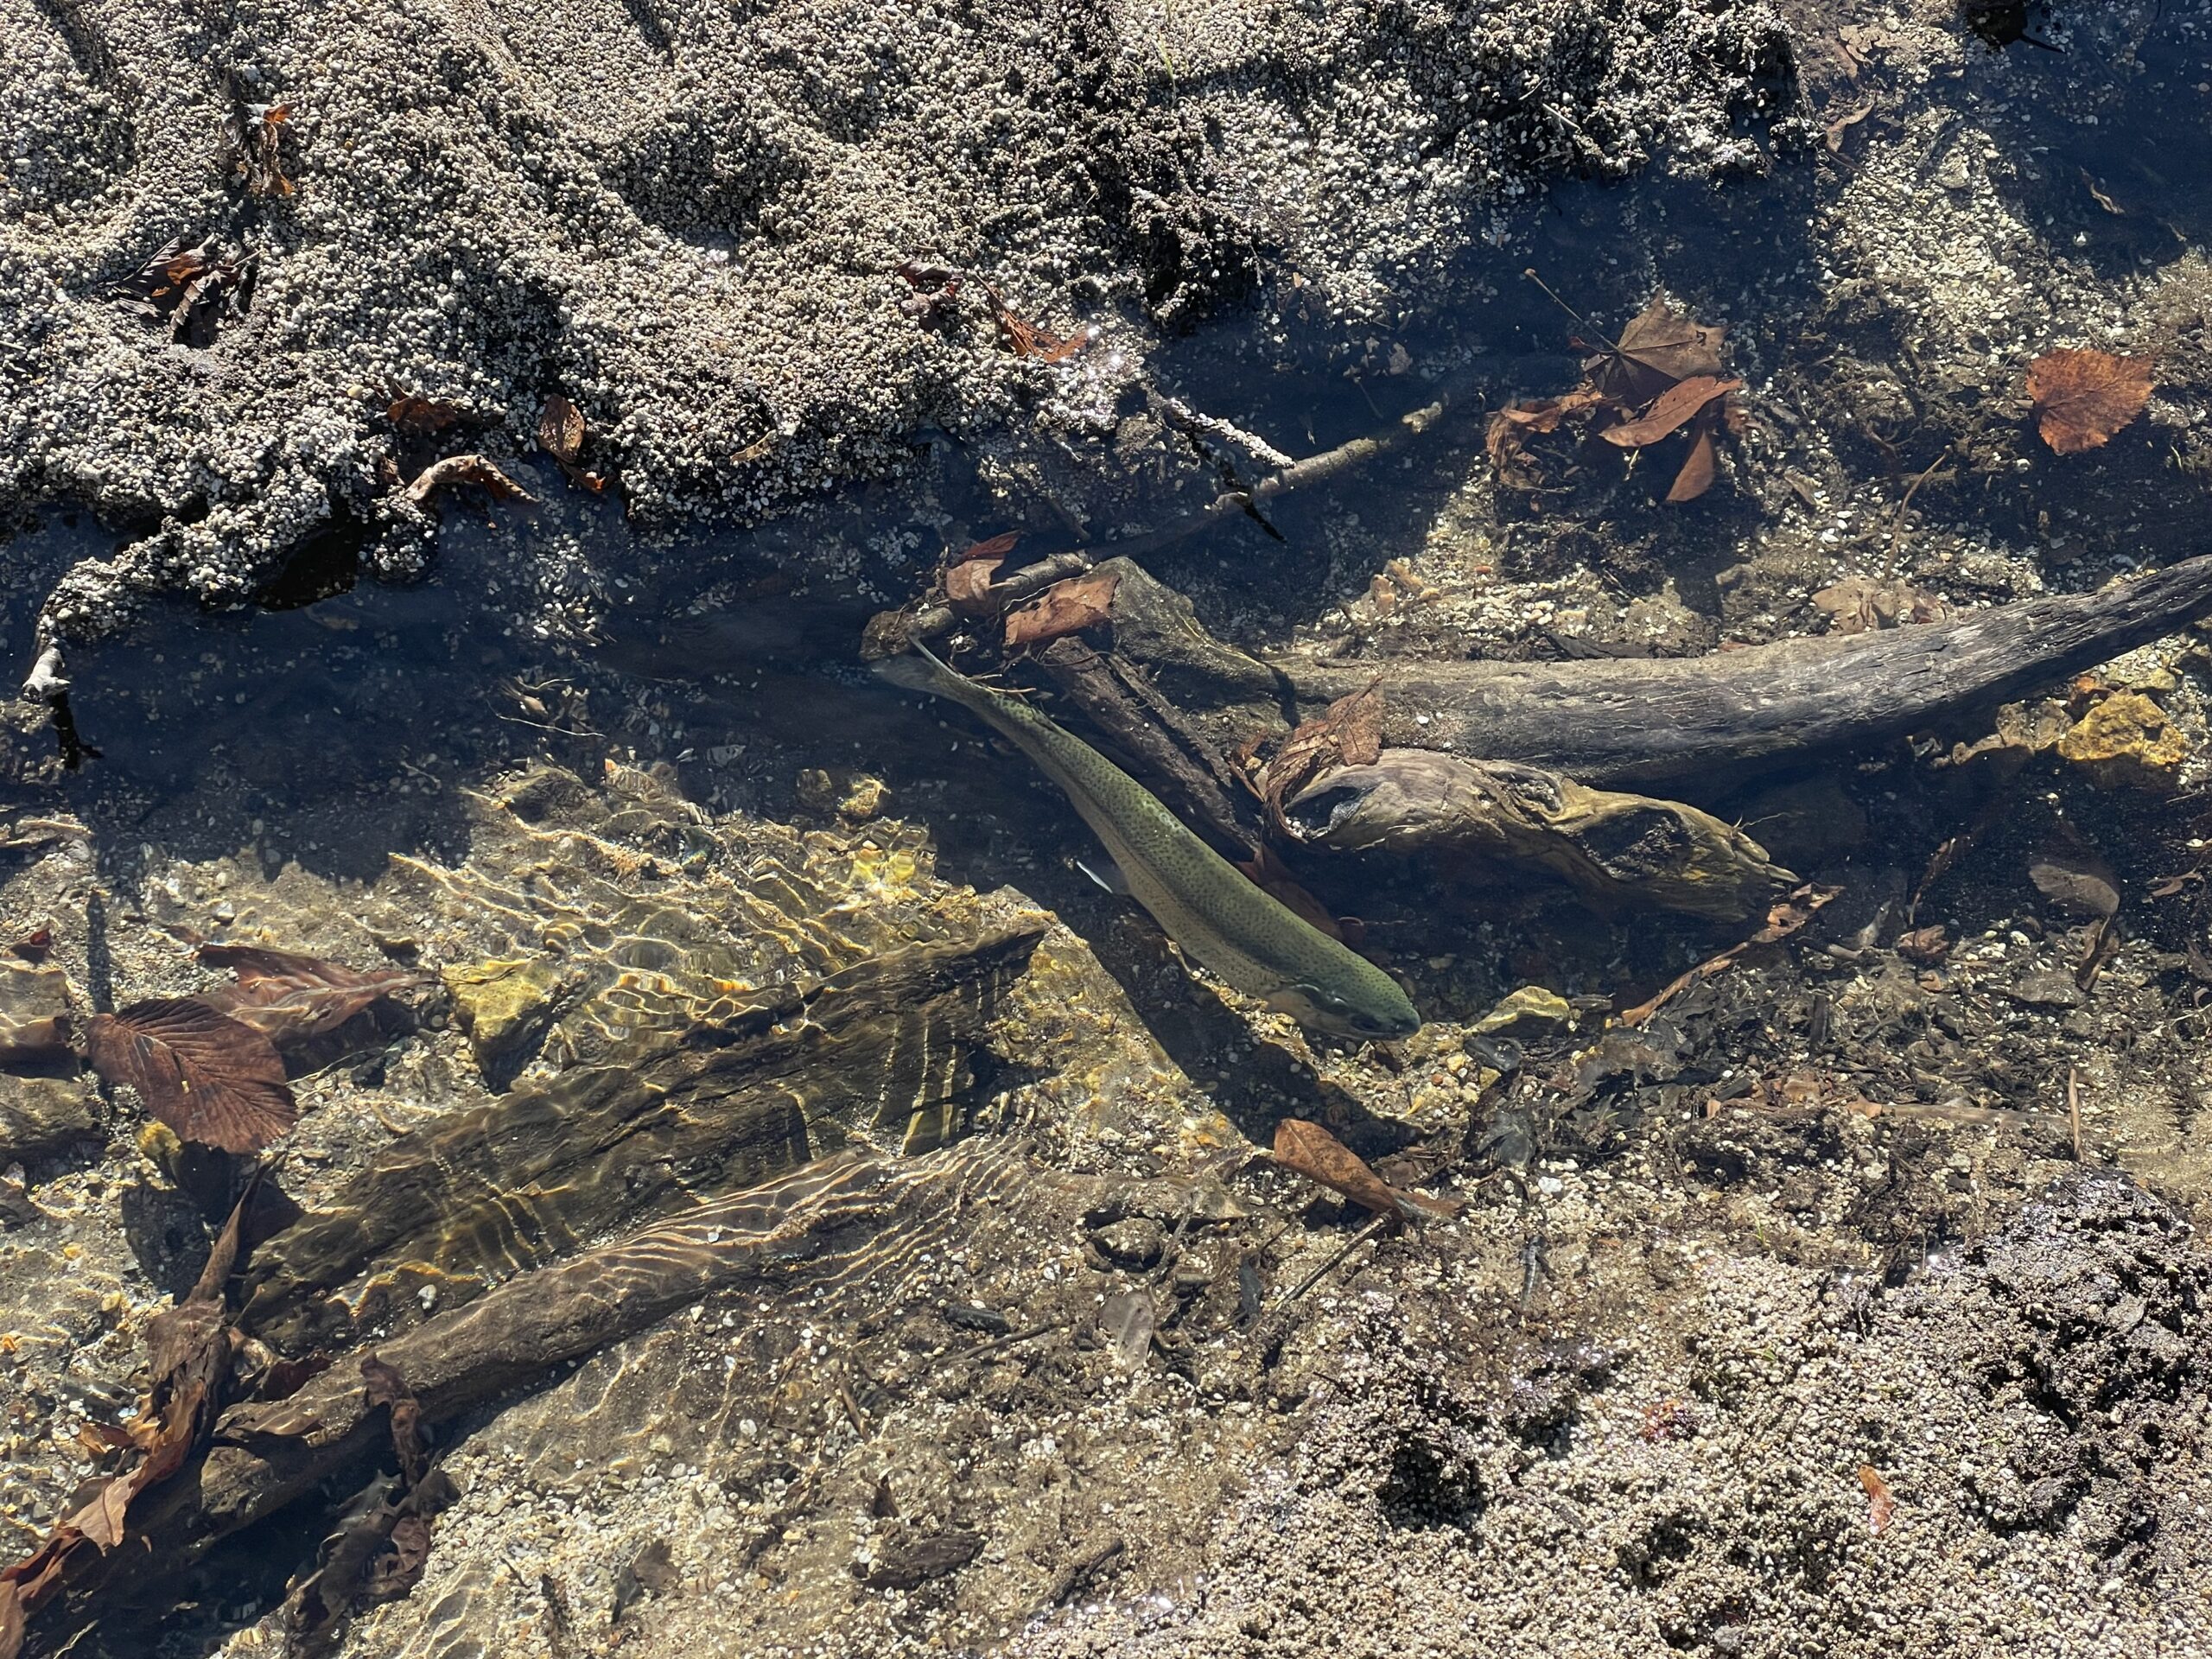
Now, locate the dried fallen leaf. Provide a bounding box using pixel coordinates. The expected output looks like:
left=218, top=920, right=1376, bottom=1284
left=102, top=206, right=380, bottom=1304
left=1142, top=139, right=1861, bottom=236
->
left=944, top=531, right=1021, bottom=617
left=2027, top=348, right=2153, bottom=454
left=1601, top=376, right=1745, bottom=448
left=84, top=998, right=296, bottom=1152
left=386, top=395, right=466, bottom=435
left=1003, top=569, right=1120, bottom=651
left=1257, top=682, right=1385, bottom=823
left=1824, top=98, right=1878, bottom=153
left=1895, top=925, right=1951, bottom=964
left=1485, top=387, right=1607, bottom=487
left=112, top=237, right=256, bottom=347
left=1274, top=1118, right=1452, bottom=1222
left=402, top=454, right=531, bottom=507
left=1665, top=425, right=1719, bottom=503
left=1859, top=1465, right=1897, bottom=1535
left=362, top=1353, right=428, bottom=1488
left=1583, top=293, right=1726, bottom=406
left=196, top=942, right=425, bottom=1051
left=982, top=283, right=1088, bottom=362
left=1810, top=575, right=1948, bottom=635
left=2028, top=845, right=2120, bottom=920
left=946, top=556, right=1007, bottom=616
left=537, top=394, right=586, bottom=463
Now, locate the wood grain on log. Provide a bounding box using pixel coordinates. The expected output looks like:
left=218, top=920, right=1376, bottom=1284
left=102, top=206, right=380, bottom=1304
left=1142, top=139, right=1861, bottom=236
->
left=1096, top=554, right=2212, bottom=798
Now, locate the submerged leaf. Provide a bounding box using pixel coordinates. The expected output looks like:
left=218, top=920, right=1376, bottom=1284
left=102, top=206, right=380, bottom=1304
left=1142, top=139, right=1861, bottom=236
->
left=537, top=394, right=586, bottom=463
left=85, top=999, right=296, bottom=1151
left=1583, top=294, right=1726, bottom=405
left=1274, top=1118, right=1450, bottom=1222
left=2027, top=349, right=2152, bottom=454
left=1003, top=569, right=1120, bottom=650
left=1600, top=376, right=1744, bottom=448
left=197, top=943, right=424, bottom=1050
left=1258, top=682, right=1385, bottom=824
left=385, top=395, right=466, bottom=435
left=1664, top=426, right=1719, bottom=503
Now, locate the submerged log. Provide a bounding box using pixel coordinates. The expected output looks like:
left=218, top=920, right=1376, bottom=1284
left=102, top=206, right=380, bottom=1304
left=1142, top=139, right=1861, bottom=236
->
left=240, top=925, right=1044, bottom=1352
left=1094, top=553, right=2212, bottom=798
left=1287, top=750, right=1794, bottom=922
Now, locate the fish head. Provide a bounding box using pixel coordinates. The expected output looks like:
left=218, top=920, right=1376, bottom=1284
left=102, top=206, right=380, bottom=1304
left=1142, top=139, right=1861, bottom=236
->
left=1263, top=980, right=1423, bottom=1041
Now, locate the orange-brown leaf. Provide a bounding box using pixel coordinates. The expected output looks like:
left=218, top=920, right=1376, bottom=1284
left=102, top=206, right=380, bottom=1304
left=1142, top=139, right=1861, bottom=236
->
left=403, top=454, right=531, bottom=506
left=1859, top=1465, right=1897, bottom=1535
left=386, top=395, right=465, bottom=435
left=1666, top=427, right=1719, bottom=503
left=537, top=394, right=586, bottom=463
left=1601, top=376, right=1744, bottom=448
left=1274, top=1119, right=1449, bottom=1222
left=1003, top=569, right=1119, bottom=650
left=2027, top=348, right=2152, bottom=454
left=84, top=999, right=296, bottom=1152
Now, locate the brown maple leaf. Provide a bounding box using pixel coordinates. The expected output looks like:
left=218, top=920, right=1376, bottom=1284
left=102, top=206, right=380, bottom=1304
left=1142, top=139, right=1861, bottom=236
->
left=2027, top=348, right=2152, bottom=454
left=84, top=999, right=296, bottom=1152
left=1582, top=294, right=1726, bottom=406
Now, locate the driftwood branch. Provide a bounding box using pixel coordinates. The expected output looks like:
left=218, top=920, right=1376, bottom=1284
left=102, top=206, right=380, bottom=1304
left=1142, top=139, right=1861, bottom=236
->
left=1287, top=750, right=1795, bottom=922
left=1094, top=553, right=2212, bottom=798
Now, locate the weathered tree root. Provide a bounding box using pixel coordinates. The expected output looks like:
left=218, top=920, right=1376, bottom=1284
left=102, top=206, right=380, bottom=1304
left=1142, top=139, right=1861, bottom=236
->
left=1287, top=750, right=1794, bottom=922
left=1095, top=553, right=2212, bottom=798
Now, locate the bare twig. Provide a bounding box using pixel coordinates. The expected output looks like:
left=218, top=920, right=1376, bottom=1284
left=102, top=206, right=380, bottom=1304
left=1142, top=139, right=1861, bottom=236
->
left=1277, top=1212, right=1391, bottom=1307
left=1883, top=447, right=1951, bottom=577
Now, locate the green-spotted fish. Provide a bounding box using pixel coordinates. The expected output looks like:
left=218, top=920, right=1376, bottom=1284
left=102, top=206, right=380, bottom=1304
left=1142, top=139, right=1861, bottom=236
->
left=876, top=643, right=1421, bottom=1039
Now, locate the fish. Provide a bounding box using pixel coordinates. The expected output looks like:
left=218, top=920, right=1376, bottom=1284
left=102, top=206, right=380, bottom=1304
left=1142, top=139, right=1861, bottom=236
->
left=875, top=642, right=1421, bottom=1039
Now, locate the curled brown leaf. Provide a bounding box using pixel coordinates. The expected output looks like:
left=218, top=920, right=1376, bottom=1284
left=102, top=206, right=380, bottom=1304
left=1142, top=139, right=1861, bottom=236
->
left=1003, top=569, right=1120, bottom=651
left=402, top=454, right=531, bottom=507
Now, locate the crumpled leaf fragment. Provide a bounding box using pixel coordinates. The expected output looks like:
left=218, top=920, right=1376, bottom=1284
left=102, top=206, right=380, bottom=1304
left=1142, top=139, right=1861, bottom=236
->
left=84, top=998, right=297, bottom=1151
left=1257, top=682, right=1384, bottom=824
left=1274, top=1118, right=1453, bottom=1222
left=1003, top=569, right=1119, bottom=650
left=385, top=395, right=465, bottom=435
left=982, top=283, right=1087, bottom=362
left=402, top=454, right=531, bottom=507
left=2027, top=348, right=2152, bottom=454
left=536, top=395, right=607, bottom=490
left=111, top=236, right=257, bottom=347
left=1810, top=575, right=1948, bottom=635
left=1485, top=387, right=1606, bottom=487
left=1620, top=885, right=1840, bottom=1027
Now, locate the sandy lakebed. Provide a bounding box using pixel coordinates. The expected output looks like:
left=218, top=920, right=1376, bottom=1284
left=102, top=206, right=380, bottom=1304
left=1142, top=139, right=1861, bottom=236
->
left=4, top=0, right=2212, bottom=1656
